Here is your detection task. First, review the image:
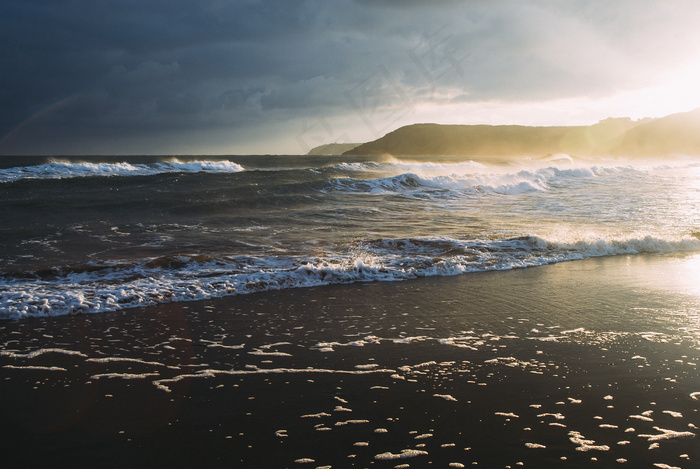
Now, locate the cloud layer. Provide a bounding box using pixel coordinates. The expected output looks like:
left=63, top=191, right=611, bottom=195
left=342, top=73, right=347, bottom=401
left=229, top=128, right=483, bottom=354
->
left=2, top=0, right=700, bottom=154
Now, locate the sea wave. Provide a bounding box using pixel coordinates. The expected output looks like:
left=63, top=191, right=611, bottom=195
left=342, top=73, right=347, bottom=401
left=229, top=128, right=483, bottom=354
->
left=0, top=159, right=245, bottom=183
left=327, top=165, right=633, bottom=196
left=2, top=233, right=699, bottom=320
left=331, top=160, right=488, bottom=173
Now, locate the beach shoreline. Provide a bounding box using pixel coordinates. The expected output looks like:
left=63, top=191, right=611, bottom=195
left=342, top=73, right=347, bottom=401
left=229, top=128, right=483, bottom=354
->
left=1, top=254, right=699, bottom=468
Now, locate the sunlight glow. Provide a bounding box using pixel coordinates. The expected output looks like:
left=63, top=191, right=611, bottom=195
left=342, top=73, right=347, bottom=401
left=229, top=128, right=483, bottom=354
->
left=604, top=54, right=700, bottom=119
left=679, top=254, right=700, bottom=297
left=399, top=54, right=700, bottom=134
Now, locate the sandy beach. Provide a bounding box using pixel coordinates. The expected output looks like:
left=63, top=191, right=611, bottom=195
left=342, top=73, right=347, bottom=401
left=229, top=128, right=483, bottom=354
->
left=1, top=253, right=698, bottom=468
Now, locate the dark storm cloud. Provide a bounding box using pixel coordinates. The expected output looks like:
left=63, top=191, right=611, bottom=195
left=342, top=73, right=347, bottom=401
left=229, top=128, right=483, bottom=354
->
left=2, top=0, right=700, bottom=154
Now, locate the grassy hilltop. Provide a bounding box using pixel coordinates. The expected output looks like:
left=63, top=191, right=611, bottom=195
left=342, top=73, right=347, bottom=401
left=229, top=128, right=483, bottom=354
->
left=341, top=108, right=700, bottom=159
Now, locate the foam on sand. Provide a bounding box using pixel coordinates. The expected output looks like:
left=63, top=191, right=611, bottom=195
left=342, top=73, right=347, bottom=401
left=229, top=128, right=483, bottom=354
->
left=630, top=414, right=655, bottom=422
left=374, top=449, right=428, bottom=460
left=637, top=427, right=695, bottom=442
left=151, top=366, right=396, bottom=392
left=3, top=365, right=67, bottom=372
left=86, top=357, right=169, bottom=367
left=568, top=431, right=610, bottom=452
left=433, top=394, right=458, bottom=401
left=91, top=372, right=160, bottom=380
left=0, top=348, right=87, bottom=359
left=2, top=252, right=699, bottom=467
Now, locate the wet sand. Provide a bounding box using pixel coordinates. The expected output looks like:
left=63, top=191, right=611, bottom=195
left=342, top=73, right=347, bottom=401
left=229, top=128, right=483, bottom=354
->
left=1, top=254, right=699, bottom=468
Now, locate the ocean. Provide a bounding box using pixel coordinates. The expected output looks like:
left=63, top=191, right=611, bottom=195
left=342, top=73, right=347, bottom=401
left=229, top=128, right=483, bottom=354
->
left=2, top=154, right=699, bottom=319
left=1, top=154, right=699, bottom=468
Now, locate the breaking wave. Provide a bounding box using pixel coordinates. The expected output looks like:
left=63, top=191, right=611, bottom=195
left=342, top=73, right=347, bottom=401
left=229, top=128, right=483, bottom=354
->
left=3, top=233, right=699, bottom=319
left=0, top=159, right=245, bottom=183
left=327, top=162, right=647, bottom=197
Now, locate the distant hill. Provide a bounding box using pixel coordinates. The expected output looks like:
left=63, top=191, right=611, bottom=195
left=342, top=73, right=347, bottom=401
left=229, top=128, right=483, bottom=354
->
left=342, top=109, right=700, bottom=159
left=307, top=143, right=361, bottom=155
left=609, top=108, right=700, bottom=157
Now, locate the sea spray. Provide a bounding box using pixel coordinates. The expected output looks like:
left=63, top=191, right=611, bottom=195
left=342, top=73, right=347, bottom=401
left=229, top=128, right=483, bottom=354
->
left=3, top=233, right=700, bottom=319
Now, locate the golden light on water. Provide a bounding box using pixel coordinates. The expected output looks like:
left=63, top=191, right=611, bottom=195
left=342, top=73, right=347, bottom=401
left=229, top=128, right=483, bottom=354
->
left=681, top=254, right=700, bottom=297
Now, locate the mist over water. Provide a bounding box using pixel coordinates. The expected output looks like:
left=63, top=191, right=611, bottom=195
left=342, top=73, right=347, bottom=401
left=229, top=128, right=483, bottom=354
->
left=1, top=154, right=700, bottom=319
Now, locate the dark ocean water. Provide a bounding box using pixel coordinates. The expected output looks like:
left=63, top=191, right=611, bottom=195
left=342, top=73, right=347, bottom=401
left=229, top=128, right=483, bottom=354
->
left=2, top=154, right=700, bottom=319
left=1, top=154, right=700, bottom=469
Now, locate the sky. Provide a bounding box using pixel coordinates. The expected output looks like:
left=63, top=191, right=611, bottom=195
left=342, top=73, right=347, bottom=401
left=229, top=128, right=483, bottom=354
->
left=3, top=0, right=700, bottom=155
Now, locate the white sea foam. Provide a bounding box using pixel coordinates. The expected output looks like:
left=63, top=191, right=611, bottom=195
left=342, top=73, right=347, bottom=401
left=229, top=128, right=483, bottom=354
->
left=91, top=372, right=160, bottom=380
left=0, top=348, right=87, bottom=359
left=3, top=364, right=67, bottom=372
left=330, top=170, right=548, bottom=197
left=3, top=232, right=700, bottom=319
left=630, top=414, right=655, bottom=422
left=568, top=431, right=610, bottom=452
left=86, top=357, right=169, bottom=367
left=151, top=366, right=396, bottom=392
left=355, top=364, right=380, bottom=370
left=434, top=394, right=458, bottom=402
left=637, top=427, right=695, bottom=441
left=328, top=161, right=652, bottom=198
left=538, top=413, right=566, bottom=420
left=525, top=443, right=546, bottom=449
left=206, top=343, right=245, bottom=350
left=248, top=349, right=292, bottom=357
left=335, top=419, right=369, bottom=426
left=0, top=159, right=245, bottom=183
left=301, top=412, right=331, bottom=419
left=374, top=449, right=428, bottom=460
